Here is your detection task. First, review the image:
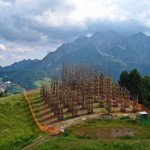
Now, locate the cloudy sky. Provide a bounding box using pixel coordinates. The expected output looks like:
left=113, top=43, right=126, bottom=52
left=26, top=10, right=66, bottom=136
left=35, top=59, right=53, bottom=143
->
left=0, top=0, right=150, bottom=66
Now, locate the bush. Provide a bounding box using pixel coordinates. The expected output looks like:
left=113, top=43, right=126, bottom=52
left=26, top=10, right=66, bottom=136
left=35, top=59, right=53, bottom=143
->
left=120, top=135, right=134, bottom=139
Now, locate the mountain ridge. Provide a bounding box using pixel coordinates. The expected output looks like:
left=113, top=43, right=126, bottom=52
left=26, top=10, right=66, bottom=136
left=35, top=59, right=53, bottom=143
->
left=0, top=31, right=150, bottom=89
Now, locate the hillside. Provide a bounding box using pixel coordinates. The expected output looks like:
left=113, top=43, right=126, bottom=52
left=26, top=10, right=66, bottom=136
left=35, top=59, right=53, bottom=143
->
left=0, top=31, right=150, bottom=89
left=0, top=93, right=43, bottom=150
left=1, top=89, right=150, bottom=150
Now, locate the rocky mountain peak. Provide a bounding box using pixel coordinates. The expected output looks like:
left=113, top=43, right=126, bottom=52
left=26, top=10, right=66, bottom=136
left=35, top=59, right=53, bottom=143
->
left=0, top=31, right=150, bottom=89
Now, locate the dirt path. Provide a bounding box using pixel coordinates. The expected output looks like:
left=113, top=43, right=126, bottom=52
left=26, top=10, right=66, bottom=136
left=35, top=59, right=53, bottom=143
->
left=22, top=134, right=56, bottom=150
left=62, top=113, right=102, bottom=128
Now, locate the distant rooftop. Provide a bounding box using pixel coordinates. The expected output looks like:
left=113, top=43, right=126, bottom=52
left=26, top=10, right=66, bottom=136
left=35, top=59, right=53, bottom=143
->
left=6, top=81, right=11, bottom=84
left=0, top=88, right=5, bottom=92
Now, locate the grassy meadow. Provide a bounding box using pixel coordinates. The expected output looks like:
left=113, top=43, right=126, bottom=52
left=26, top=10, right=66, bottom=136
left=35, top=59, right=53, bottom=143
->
left=1, top=90, right=150, bottom=150
left=0, top=93, right=43, bottom=150
left=33, top=119, right=150, bottom=150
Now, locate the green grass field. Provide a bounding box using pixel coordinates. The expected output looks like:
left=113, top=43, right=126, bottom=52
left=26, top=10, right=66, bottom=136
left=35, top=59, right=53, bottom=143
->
left=1, top=90, right=150, bottom=150
left=33, top=78, right=51, bottom=88
left=32, top=119, right=150, bottom=150
left=33, top=136, right=150, bottom=150
left=0, top=93, right=43, bottom=150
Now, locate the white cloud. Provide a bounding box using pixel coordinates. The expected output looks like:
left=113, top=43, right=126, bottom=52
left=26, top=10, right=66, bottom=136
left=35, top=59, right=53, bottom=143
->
left=0, top=43, right=34, bottom=53
left=35, top=0, right=131, bottom=28
left=0, top=44, right=7, bottom=51
left=68, top=0, right=131, bottom=24
left=139, top=10, right=150, bottom=27
left=0, top=54, right=6, bottom=61
left=10, top=53, right=23, bottom=60
left=0, top=0, right=12, bottom=7
left=33, top=0, right=150, bottom=31
left=10, top=47, right=34, bottom=53
left=35, top=10, right=64, bottom=27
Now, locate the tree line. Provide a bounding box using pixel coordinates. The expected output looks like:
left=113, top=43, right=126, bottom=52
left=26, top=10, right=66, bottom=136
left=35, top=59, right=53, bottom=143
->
left=119, top=69, right=150, bottom=107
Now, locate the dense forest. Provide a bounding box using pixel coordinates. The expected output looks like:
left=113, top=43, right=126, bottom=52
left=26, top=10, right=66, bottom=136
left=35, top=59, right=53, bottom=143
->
left=119, top=69, right=150, bottom=107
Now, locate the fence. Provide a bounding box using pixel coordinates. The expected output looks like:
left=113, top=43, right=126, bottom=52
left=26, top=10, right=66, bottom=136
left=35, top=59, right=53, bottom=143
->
left=23, top=92, right=60, bottom=134
left=130, top=100, right=150, bottom=114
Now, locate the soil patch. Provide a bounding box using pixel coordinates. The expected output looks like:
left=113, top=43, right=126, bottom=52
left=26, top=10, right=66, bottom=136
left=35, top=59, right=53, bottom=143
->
left=111, top=128, right=134, bottom=138
left=74, top=126, right=135, bottom=139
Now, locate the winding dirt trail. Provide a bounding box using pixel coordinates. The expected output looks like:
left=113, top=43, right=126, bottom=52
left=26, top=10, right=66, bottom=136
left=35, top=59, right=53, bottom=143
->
left=22, top=134, right=55, bottom=150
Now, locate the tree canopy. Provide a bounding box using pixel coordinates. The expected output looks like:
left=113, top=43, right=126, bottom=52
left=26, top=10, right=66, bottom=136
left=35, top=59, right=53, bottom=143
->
left=119, top=69, right=150, bottom=106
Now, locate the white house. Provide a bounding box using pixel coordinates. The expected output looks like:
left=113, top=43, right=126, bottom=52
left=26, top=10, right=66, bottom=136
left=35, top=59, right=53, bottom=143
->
left=0, top=88, right=5, bottom=93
